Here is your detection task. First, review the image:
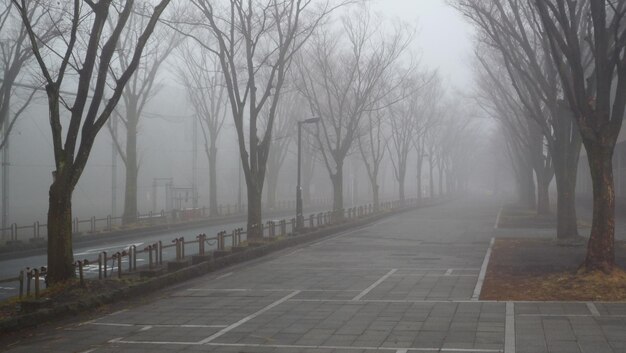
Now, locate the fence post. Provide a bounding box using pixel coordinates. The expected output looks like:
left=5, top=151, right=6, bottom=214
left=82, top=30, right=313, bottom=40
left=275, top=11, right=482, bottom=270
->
left=11, top=223, right=17, bottom=242
left=25, top=268, right=31, bottom=296
left=102, top=251, right=108, bottom=278
left=33, top=269, right=40, bottom=299
left=291, top=218, right=296, bottom=234
left=90, top=216, right=96, bottom=233
left=19, top=270, right=24, bottom=298
left=179, top=238, right=185, bottom=258
left=33, top=221, right=39, bottom=239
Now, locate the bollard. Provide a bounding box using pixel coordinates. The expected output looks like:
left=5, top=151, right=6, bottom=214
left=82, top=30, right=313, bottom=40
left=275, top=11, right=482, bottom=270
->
left=179, top=238, right=185, bottom=258
left=90, top=216, right=96, bottom=233
left=217, top=231, right=225, bottom=251
left=19, top=270, right=24, bottom=298
left=309, top=214, right=314, bottom=228
left=116, top=252, right=123, bottom=278
left=197, top=233, right=205, bottom=255
left=75, top=260, right=86, bottom=286
left=33, top=269, right=40, bottom=299
left=11, top=223, right=17, bottom=242
left=107, top=215, right=112, bottom=231
left=103, top=251, right=108, bottom=278
left=158, top=241, right=163, bottom=265
left=280, top=220, right=286, bottom=237
left=98, top=253, right=103, bottom=279
left=147, top=245, right=154, bottom=269
left=172, top=239, right=180, bottom=260
left=26, top=268, right=31, bottom=296
left=291, top=218, right=296, bottom=233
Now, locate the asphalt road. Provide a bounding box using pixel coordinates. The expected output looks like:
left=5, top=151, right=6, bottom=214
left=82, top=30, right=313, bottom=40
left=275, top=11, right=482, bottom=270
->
left=0, top=208, right=303, bottom=300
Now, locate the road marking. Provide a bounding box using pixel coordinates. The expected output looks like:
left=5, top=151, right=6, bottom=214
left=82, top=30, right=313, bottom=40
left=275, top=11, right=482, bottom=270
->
left=197, top=290, right=301, bottom=344
left=139, top=325, right=152, bottom=332
left=505, top=302, right=515, bottom=353
left=352, top=269, right=397, bottom=301
left=494, top=207, right=503, bottom=229
left=78, top=349, right=97, bottom=353
left=216, top=272, right=233, bottom=280
left=76, top=243, right=143, bottom=256
left=186, top=288, right=360, bottom=292
left=109, top=338, right=504, bottom=352
left=472, top=237, right=494, bottom=300
left=87, top=322, right=228, bottom=328
left=586, top=302, right=600, bottom=316
left=445, top=269, right=453, bottom=276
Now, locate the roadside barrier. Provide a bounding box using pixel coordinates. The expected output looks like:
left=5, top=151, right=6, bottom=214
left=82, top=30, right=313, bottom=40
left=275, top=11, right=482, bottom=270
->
left=3, top=198, right=432, bottom=300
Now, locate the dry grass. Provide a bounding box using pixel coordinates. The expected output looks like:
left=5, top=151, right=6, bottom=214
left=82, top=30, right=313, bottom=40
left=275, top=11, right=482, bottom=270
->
left=481, top=238, right=626, bottom=301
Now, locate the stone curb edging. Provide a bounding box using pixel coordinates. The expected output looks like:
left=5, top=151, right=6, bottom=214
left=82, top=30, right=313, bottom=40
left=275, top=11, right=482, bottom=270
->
left=0, top=200, right=446, bottom=335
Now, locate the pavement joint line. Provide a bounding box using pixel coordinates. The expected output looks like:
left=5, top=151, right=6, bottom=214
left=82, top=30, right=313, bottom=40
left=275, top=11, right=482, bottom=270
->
left=505, top=301, right=515, bottom=353
left=352, top=268, right=397, bottom=301
left=215, top=271, right=233, bottom=280
left=517, top=313, right=626, bottom=317
left=472, top=237, right=495, bottom=300
left=587, top=302, right=601, bottom=316
left=196, top=290, right=301, bottom=344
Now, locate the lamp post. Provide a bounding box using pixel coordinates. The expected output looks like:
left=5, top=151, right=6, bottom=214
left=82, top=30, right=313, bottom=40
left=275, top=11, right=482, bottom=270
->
left=297, top=117, right=320, bottom=230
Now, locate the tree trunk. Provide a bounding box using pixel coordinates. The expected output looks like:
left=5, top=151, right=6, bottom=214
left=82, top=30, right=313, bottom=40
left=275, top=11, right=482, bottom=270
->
left=122, top=115, right=138, bottom=224
left=208, top=144, right=218, bottom=216
left=429, top=157, right=434, bottom=198
left=47, top=176, right=75, bottom=283
left=536, top=172, right=551, bottom=215
left=266, top=168, right=278, bottom=209
left=582, top=143, right=615, bottom=273
left=398, top=174, right=405, bottom=203
left=246, top=182, right=263, bottom=241
left=438, top=164, right=444, bottom=197
left=554, top=168, right=579, bottom=240
left=331, top=165, right=344, bottom=219
left=372, top=183, right=379, bottom=212
left=416, top=157, right=422, bottom=201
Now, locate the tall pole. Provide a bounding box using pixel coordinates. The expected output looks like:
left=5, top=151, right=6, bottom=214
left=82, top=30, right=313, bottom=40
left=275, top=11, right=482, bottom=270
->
left=192, top=116, right=198, bottom=208
left=111, top=114, right=118, bottom=217
left=296, top=121, right=303, bottom=230
left=1, top=126, right=8, bottom=239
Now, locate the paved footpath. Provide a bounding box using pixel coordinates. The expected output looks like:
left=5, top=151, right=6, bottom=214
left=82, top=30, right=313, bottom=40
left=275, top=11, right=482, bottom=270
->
left=3, top=197, right=626, bottom=353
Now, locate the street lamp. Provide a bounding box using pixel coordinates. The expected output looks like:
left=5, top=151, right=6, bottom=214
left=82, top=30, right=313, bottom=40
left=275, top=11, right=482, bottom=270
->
left=297, top=117, right=321, bottom=230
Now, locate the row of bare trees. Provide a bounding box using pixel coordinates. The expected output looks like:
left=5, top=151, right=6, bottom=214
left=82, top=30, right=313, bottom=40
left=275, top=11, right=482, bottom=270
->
left=6, top=0, right=478, bottom=284
left=456, top=0, right=626, bottom=273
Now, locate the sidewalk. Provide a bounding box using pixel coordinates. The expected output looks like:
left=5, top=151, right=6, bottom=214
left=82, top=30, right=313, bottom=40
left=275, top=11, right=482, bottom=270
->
left=2, top=197, right=625, bottom=353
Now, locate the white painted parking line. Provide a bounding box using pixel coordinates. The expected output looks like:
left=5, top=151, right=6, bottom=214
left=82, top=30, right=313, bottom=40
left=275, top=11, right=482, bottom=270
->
left=352, top=269, right=397, bottom=301
left=197, top=290, right=301, bottom=344
left=587, top=302, right=600, bottom=316
left=391, top=274, right=476, bottom=277
left=494, top=207, right=503, bottom=229
left=139, top=325, right=152, bottom=332
left=290, top=298, right=500, bottom=304
left=186, top=288, right=360, bottom=292
left=205, top=342, right=503, bottom=352
left=445, top=269, right=454, bottom=276
left=505, top=302, right=515, bottom=353
left=87, top=322, right=228, bottom=328
left=472, top=237, right=494, bottom=300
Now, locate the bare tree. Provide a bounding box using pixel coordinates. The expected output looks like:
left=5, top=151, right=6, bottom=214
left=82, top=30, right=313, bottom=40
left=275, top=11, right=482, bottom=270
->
left=534, top=0, right=626, bottom=272
left=296, top=7, right=411, bottom=216
left=264, top=91, right=304, bottom=209
left=12, top=0, right=171, bottom=283
left=187, top=0, right=342, bottom=239
left=357, top=109, right=387, bottom=211
left=177, top=40, right=227, bottom=216
left=455, top=0, right=581, bottom=238
left=387, top=73, right=432, bottom=203
left=108, top=1, right=179, bottom=224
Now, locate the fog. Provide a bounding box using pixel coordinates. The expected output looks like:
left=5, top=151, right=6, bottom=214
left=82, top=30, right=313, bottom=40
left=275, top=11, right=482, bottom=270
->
left=0, top=0, right=493, bottom=228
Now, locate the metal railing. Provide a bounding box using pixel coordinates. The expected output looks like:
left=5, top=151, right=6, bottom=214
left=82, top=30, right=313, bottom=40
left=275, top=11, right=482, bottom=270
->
left=0, top=198, right=332, bottom=244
